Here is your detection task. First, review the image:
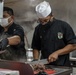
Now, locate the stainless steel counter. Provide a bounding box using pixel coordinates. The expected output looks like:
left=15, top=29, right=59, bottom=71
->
left=45, top=65, right=72, bottom=75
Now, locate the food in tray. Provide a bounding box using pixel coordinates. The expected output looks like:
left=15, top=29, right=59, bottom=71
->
left=32, top=64, right=56, bottom=75
left=32, top=63, right=45, bottom=70
left=34, top=69, right=56, bottom=75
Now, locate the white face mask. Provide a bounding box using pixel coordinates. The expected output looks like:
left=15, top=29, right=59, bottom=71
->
left=0, top=16, right=11, bottom=27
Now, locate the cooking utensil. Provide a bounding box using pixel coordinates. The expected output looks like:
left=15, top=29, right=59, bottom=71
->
left=26, top=59, right=48, bottom=65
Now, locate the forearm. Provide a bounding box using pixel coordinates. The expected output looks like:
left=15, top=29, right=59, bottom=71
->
left=7, top=35, right=21, bottom=45
left=48, top=44, right=76, bottom=63
left=56, top=44, right=76, bottom=55
left=33, top=49, right=40, bottom=59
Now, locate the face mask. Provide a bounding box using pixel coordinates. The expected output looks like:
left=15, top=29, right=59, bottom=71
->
left=0, top=16, right=11, bottom=27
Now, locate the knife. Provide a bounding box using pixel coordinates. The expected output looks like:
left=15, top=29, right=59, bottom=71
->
left=26, top=59, right=48, bottom=65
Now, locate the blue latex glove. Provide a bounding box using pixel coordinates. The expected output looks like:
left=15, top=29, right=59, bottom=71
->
left=0, top=38, right=8, bottom=50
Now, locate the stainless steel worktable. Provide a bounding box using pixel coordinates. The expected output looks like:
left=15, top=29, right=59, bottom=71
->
left=45, top=65, right=72, bottom=75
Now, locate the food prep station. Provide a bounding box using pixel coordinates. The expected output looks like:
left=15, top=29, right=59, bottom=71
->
left=0, top=60, right=72, bottom=75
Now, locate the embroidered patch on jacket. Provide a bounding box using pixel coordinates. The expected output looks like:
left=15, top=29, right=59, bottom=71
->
left=58, top=32, right=63, bottom=39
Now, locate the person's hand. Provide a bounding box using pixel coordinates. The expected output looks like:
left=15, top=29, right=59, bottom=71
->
left=48, top=52, right=59, bottom=63
left=0, top=38, right=8, bottom=50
